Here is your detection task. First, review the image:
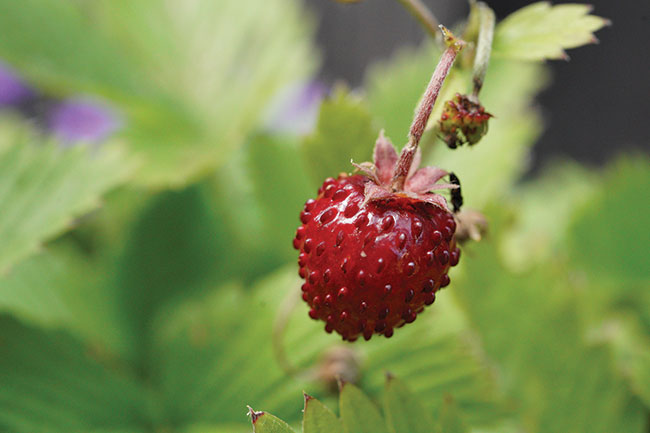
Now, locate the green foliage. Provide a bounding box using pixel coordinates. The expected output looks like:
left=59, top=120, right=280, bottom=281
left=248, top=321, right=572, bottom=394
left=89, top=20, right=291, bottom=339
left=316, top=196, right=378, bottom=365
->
left=301, top=87, right=379, bottom=185
left=568, top=157, right=650, bottom=284
left=0, top=243, right=131, bottom=355
left=383, top=376, right=434, bottom=433
left=248, top=376, right=469, bottom=433
left=0, top=0, right=316, bottom=187
left=0, top=121, right=132, bottom=273
left=493, top=2, right=609, bottom=61
left=339, top=383, right=389, bottom=433
left=303, top=395, right=344, bottom=433
left=249, top=409, right=296, bottom=433
left=0, top=315, right=150, bottom=433
left=499, top=161, right=597, bottom=272
left=434, top=397, right=468, bottom=433
left=452, top=169, right=649, bottom=432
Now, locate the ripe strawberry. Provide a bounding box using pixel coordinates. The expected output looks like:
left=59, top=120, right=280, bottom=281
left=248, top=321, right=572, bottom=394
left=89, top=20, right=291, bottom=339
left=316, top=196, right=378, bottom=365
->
left=293, top=133, right=461, bottom=341
left=439, top=93, right=492, bottom=149
left=293, top=26, right=471, bottom=342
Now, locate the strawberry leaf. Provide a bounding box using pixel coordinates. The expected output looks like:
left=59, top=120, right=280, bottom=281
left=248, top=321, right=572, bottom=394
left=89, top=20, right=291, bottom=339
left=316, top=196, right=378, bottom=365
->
left=591, top=315, right=650, bottom=408
left=434, top=396, right=468, bottom=433
left=567, top=156, right=650, bottom=285
left=0, top=121, right=132, bottom=273
left=303, top=394, right=344, bottom=433
left=0, top=315, right=150, bottom=432
left=492, top=2, right=609, bottom=61
left=0, top=244, right=133, bottom=357
left=245, top=134, right=314, bottom=264
left=149, top=269, right=332, bottom=428
left=383, top=375, right=434, bottom=433
left=499, top=162, right=597, bottom=272
left=339, top=383, right=389, bottom=433
left=301, top=87, right=379, bottom=185
left=248, top=408, right=296, bottom=433
left=454, top=209, right=648, bottom=433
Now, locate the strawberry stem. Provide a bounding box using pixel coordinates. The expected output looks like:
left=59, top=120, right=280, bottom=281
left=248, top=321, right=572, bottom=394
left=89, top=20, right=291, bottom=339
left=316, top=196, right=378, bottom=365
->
left=391, top=26, right=465, bottom=191
left=471, top=2, right=495, bottom=98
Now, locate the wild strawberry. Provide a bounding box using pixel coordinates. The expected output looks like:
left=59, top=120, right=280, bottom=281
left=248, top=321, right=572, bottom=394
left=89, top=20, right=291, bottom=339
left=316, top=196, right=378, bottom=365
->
left=293, top=26, right=468, bottom=341
left=439, top=93, right=491, bottom=149
left=293, top=134, right=461, bottom=341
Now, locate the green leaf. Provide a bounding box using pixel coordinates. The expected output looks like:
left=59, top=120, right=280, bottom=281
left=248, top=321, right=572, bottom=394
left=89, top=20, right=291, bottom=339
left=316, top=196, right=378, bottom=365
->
left=361, top=291, right=506, bottom=428
left=303, top=394, right=344, bottom=433
left=0, top=243, right=132, bottom=356
left=182, top=424, right=253, bottom=433
left=149, top=268, right=335, bottom=427
left=249, top=408, right=296, bottom=433
left=108, top=184, right=227, bottom=361
left=493, top=2, right=609, bottom=61
left=0, top=121, right=132, bottom=273
left=0, top=0, right=316, bottom=187
left=383, top=375, right=434, bottom=433
left=453, top=211, right=648, bottom=433
left=568, top=156, right=650, bottom=285
left=245, top=133, right=315, bottom=263
left=588, top=315, right=650, bottom=407
left=0, top=315, right=151, bottom=432
left=339, top=383, right=389, bottom=433
left=301, top=87, right=378, bottom=185
left=499, top=162, right=597, bottom=272
left=434, top=396, right=468, bottom=433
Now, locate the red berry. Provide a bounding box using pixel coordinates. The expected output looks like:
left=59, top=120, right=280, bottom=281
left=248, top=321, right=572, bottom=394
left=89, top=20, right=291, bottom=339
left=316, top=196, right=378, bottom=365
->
left=294, top=171, right=459, bottom=341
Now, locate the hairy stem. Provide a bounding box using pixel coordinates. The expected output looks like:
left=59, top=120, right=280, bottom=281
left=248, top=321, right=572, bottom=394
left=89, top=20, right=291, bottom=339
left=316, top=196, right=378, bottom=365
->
left=391, top=26, right=465, bottom=190
left=472, top=2, right=495, bottom=97
left=395, top=0, right=441, bottom=43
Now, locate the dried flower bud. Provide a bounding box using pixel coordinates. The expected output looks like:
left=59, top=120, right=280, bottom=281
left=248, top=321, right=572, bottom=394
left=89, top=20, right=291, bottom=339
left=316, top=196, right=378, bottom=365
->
left=439, top=93, right=492, bottom=149
left=315, top=346, right=361, bottom=392
left=455, top=209, right=488, bottom=243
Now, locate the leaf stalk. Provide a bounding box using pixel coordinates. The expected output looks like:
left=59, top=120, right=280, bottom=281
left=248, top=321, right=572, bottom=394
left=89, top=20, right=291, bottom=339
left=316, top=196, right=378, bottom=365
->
left=471, top=2, right=495, bottom=97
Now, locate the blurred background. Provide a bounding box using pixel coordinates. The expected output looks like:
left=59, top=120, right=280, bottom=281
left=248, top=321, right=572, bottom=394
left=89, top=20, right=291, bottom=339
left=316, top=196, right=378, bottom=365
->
left=0, top=1, right=647, bottom=433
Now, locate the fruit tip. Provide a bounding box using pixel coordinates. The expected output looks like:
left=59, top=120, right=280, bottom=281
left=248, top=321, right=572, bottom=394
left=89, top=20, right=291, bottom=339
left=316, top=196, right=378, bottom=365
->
left=247, top=405, right=264, bottom=424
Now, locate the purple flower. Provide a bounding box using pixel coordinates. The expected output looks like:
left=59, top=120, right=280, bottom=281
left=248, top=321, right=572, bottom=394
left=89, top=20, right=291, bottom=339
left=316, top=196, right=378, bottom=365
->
left=0, top=61, right=34, bottom=107
left=265, top=81, right=326, bottom=135
left=48, top=98, right=121, bottom=143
